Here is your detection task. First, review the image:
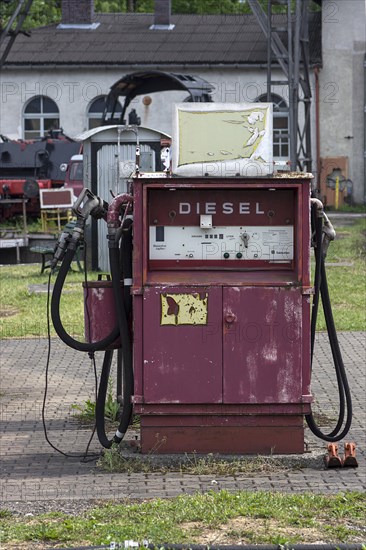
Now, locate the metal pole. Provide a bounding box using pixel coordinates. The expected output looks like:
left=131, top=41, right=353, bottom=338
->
left=22, top=199, right=28, bottom=237
left=288, top=0, right=297, bottom=170
left=267, top=0, right=272, bottom=102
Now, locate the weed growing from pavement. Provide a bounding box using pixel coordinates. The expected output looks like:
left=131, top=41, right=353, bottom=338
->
left=97, top=446, right=299, bottom=475
left=71, top=380, right=120, bottom=426
left=0, top=491, right=365, bottom=547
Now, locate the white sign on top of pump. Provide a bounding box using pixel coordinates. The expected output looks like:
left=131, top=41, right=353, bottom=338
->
left=171, top=102, right=273, bottom=177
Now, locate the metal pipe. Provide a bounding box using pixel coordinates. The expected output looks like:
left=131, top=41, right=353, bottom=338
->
left=116, top=126, right=122, bottom=196
left=0, top=62, right=321, bottom=71
left=314, top=66, right=321, bottom=191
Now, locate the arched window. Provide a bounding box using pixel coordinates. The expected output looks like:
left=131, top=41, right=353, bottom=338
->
left=87, top=96, right=123, bottom=129
left=23, top=96, right=60, bottom=140
left=257, top=93, right=289, bottom=159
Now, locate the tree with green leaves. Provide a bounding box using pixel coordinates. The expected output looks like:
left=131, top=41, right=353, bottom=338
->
left=1, top=0, right=320, bottom=33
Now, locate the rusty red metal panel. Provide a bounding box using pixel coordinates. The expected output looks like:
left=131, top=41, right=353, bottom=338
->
left=147, top=186, right=296, bottom=272
left=142, top=286, right=223, bottom=404
left=133, top=294, right=144, bottom=400
left=301, top=180, right=311, bottom=287
left=83, top=280, right=120, bottom=347
left=132, top=178, right=143, bottom=294
left=148, top=188, right=295, bottom=226
left=133, top=176, right=312, bottom=455
left=140, top=419, right=305, bottom=454
left=141, top=414, right=305, bottom=427
left=223, top=286, right=303, bottom=404
left=134, top=402, right=311, bottom=416
left=146, top=270, right=300, bottom=287
left=302, top=293, right=312, bottom=400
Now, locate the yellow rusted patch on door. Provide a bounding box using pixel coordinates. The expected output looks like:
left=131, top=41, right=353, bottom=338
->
left=161, top=293, right=208, bottom=325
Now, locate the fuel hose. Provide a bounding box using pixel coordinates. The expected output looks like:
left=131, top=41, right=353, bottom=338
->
left=305, top=203, right=352, bottom=441
left=106, top=240, right=134, bottom=445
left=96, top=220, right=134, bottom=448
left=117, top=218, right=133, bottom=400
left=95, top=349, right=115, bottom=448
left=51, top=232, right=132, bottom=447
left=51, top=247, right=120, bottom=352
left=50, top=191, right=133, bottom=447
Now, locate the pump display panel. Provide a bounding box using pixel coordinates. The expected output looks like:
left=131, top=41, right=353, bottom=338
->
left=148, top=187, right=296, bottom=269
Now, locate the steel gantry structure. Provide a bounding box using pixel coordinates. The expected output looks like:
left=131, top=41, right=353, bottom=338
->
left=0, top=0, right=33, bottom=70
left=248, top=0, right=313, bottom=173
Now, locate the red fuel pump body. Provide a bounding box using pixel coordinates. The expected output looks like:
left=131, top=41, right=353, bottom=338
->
left=132, top=175, right=312, bottom=454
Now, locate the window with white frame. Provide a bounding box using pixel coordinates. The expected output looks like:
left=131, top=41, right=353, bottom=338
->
left=257, top=93, right=289, bottom=159
left=23, top=96, right=60, bottom=140
left=87, top=96, right=123, bottom=129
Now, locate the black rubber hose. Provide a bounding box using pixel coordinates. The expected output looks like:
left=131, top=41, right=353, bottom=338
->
left=51, top=248, right=120, bottom=352
left=109, top=244, right=134, bottom=443
left=305, top=212, right=352, bottom=442
left=96, top=223, right=133, bottom=448
left=117, top=219, right=133, bottom=399
left=305, top=257, right=352, bottom=441
left=95, top=246, right=133, bottom=448
left=122, top=219, right=133, bottom=316
left=310, top=206, right=323, bottom=362
left=320, top=260, right=346, bottom=438
left=95, top=349, right=114, bottom=448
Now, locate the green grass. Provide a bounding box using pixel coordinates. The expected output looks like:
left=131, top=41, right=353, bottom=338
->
left=0, top=219, right=365, bottom=338
left=327, top=204, right=366, bottom=214
left=313, top=218, right=366, bottom=331
left=0, top=264, right=99, bottom=339
left=98, top=447, right=294, bottom=475
left=0, top=491, right=365, bottom=548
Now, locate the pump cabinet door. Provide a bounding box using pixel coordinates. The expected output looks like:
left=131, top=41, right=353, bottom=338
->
left=142, top=286, right=223, bottom=404
left=223, top=287, right=304, bottom=404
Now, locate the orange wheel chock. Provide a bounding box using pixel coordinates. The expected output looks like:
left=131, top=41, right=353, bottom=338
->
left=342, top=442, right=358, bottom=468
left=324, top=443, right=342, bottom=468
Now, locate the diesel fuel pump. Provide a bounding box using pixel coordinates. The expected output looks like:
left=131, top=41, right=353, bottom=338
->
left=48, top=102, right=352, bottom=456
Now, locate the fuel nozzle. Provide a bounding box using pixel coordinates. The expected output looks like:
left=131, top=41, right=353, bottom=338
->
left=310, top=198, right=336, bottom=258
left=73, top=188, right=108, bottom=222
left=50, top=231, right=71, bottom=269
left=51, top=189, right=107, bottom=269
left=322, top=211, right=336, bottom=258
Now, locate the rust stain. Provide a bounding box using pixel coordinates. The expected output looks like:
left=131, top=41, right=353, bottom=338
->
left=161, top=292, right=208, bottom=325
